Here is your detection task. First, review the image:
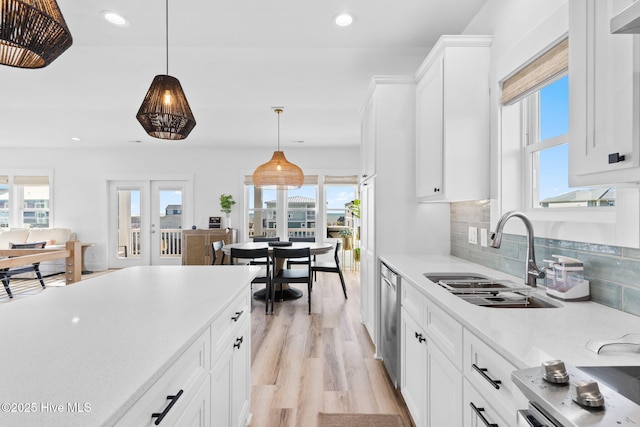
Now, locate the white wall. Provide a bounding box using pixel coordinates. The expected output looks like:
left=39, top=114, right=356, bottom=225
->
left=1, top=146, right=359, bottom=270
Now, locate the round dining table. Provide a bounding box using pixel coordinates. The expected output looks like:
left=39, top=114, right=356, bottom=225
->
left=222, top=241, right=334, bottom=300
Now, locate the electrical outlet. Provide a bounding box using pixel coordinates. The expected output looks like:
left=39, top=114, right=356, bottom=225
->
left=480, top=228, right=488, bottom=247
left=468, top=226, right=478, bottom=245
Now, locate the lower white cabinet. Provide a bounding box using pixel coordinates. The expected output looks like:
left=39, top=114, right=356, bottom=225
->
left=400, top=307, right=462, bottom=427
left=211, top=298, right=251, bottom=427
left=463, top=378, right=509, bottom=427
left=115, top=289, right=252, bottom=427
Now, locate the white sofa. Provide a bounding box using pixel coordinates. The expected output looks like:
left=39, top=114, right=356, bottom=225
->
left=0, top=228, right=75, bottom=276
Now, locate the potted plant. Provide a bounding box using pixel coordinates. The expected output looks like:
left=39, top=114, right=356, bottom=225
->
left=351, top=199, right=361, bottom=240
left=353, top=247, right=361, bottom=262
left=219, top=194, right=236, bottom=229
left=338, top=227, right=354, bottom=250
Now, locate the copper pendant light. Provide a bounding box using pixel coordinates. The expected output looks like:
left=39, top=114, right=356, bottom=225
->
left=253, top=108, right=304, bottom=189
left=136, top=0, right=196, bottom=140
left=0, top=0, right=73, bottom=68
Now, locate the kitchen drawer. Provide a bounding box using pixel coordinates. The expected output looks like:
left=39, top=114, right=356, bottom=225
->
left=115, top=328, right=210, bottom=426
left=463, top=378, right=509, bottom=427
left=401, top=280, right=427, bottom=324
left=426, top=301, right=462, bottom=369
left=463, top=330, right=527, bottom=425
left=211, top=289, right=250, bottom=358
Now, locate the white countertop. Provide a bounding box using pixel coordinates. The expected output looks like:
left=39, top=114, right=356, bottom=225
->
left=380, top=254, right=640, bottom=368
left=0, top=265, right=259, bottom=427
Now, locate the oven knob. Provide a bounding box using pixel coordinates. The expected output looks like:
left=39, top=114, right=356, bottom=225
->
left=541, top=360, right=570, bottom=384
left=571, top=380, right=605, bottom=408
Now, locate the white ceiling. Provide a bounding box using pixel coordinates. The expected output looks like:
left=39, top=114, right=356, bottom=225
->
left=0, top=0, right=487, bottom=149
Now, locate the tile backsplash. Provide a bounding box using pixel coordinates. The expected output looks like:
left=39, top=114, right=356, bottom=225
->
left=451, top=200, right=640, bottom=316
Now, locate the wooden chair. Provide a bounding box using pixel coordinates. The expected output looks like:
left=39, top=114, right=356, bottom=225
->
left=272, top=247, right=313, bottom=314
left=311, top=240, right=347, bottom=299
left=211, top=240, right=225, bottom=265
left=230, top=247, right=272, bottom=314
left=1, top=241, right=47, bottom=298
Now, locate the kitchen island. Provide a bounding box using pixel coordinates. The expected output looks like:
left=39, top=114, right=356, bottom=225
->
left=0, top=265, right=259, bottom=427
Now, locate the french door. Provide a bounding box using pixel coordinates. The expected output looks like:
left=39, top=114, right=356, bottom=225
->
left=108, top=179, right=192, bottom=268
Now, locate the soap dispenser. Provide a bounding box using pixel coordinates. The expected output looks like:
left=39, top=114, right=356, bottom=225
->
left=544, top=255, right=590, bottom=301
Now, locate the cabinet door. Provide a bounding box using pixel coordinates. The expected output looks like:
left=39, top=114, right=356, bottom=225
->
left=175, top=376, right=211, bottom=427
left=182, top=232, right=208, bottom=265
left=463, top=379, right=508, bottom=427
left=361, top=94, right=376, bottom=180
left=211, top=350, right=232, bottom=427
left=427, top=342, right=462, bottom=427
left=360, top=180, right=376, bottom=342
left=569, top=0, right=640, bottom=185
left=416, top=56, right=444, bottom=200
left=231, top=318, right=251, bottom=427
left=401, top=308, right=427, bottom=427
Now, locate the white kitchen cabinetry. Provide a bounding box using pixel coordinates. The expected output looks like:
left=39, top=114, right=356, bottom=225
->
left=569, top=0, right=640, bottom=185
left=359, top=76, right=416, bottom=348
left=463, top=378, right=509, bottom=427
left=115, top=288, right=252, bottom=427
left=211, top=292, right=251, bottom=427
left=463, top=330, right=527, bottom=426
left=415, top=35, right=492, bottom=202
left=400, top=283, right=463, bottom=427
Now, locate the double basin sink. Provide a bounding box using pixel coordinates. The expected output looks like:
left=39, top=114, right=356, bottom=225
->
left=424, top=273, right=560, bottom=309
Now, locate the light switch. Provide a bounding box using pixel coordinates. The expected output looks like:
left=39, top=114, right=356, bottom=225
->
left=480, top=228, right=488, bottom=247
left=468, top=226, right=477, bottom=245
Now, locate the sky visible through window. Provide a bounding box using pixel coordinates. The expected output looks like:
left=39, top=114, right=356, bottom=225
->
left=538, top=75, right=570, bottom=201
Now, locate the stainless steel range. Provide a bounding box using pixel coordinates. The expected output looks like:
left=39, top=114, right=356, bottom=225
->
left=512, top=360, right=640, bottom=426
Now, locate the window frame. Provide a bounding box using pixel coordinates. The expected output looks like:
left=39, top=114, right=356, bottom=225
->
left=0, top=169, right=54, bottom=230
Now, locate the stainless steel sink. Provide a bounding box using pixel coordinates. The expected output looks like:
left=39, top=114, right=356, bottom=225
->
left=423, top=272, right=561, bottom=309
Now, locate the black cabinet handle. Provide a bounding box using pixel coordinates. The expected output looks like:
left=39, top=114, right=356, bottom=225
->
left=433, top=187, right=441, bottom=193
left=472, top=363, right=501, bottom=389
left=470, top=402, right=498, bottom=427
left=608, top=152, right=626, bottom=164
left=231, top=310, right=243, bottom=322
left=151, top=389, right=183, bottom=425
left=414, top=331, right=426, bottom=343
left=234, top=336, right=244, bottom=349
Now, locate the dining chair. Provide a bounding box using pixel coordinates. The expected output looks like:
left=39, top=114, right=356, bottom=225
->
left=230, top=247, right=272, bottom=314
left=272, top=247, right=313, bottom=314
left=211, top=240, right=226, bottom=265
left=1, top=241, right=47, bottom=298
left=311, top=240, right=347, bottom=299
left=251, top=236, right=279, bottom=265
left=286, top=237, right=316, bottom=273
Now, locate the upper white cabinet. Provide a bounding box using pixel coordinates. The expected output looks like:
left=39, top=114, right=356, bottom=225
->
left=415, top=35, right=492, bottom=202
left=569, top=0, right=640, bottom=186
left=361, top=94, right=377, bottom=180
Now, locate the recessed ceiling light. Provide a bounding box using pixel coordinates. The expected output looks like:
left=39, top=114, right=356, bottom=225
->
left=292, top=140, right=305, bottom=144
left=71, top=137, right=81, bottom=141
left=101, top=10, right=129, bottom=27
left=334, top=13, right=354, bottom=27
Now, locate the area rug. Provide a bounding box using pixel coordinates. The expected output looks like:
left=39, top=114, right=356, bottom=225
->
left=318, top=412, right=405, bottom=427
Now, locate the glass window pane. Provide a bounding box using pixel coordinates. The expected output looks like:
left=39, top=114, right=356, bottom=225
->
left=117, top=190, right=141, bottom=259
left=159, top=190, right=182, bottom=258
left=287, top=185, right=316, bottom=238
left=20, top=179, right=49, bottom=228
left=325, top=184, right=357, bottom=239
left=539, top=75, right=568, bottom=141
left=247, top=185, right=278, bottom=238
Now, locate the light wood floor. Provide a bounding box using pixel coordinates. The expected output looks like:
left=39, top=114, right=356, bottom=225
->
left=249, top=269, right=413, bottom=427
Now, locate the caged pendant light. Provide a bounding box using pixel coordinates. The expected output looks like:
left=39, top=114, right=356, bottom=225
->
left=136, top=0, right=195, bottom=140
left=0, top=0, right=73, bottom=68
left=253, top=107, right=304, bottom=189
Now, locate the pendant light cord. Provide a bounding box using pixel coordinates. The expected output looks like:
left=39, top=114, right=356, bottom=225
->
left=277, top=110, right=281, bottom=151
left=165, top=0, right=169, bottom=75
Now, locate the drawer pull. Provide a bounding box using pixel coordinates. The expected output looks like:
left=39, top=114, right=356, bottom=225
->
left=151, top=389, right=184, bottom=425
left=414, top=332, right=426, bottom=343
left=234, top=336, right=244, bottom=349
left=470, top=402, right=499, bottom=427
left=231, top=310, right=243, bottom=322
left=472, top=364, right=501, bottom=389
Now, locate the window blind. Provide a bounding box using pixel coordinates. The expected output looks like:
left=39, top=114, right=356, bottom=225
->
left=13, top=176, right=49, bottom=185
left=501, top=37, right=568, bottom=106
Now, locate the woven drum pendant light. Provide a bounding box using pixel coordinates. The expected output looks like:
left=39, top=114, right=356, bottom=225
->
left=253, top=108, right=304, bottom=189
left=136, top=0, right=195, bottom=140
left=0, top=0, right=73, bottom=68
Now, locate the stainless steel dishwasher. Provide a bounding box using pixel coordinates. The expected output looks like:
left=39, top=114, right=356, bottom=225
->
left=380, top=261, right=400, bottom=387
